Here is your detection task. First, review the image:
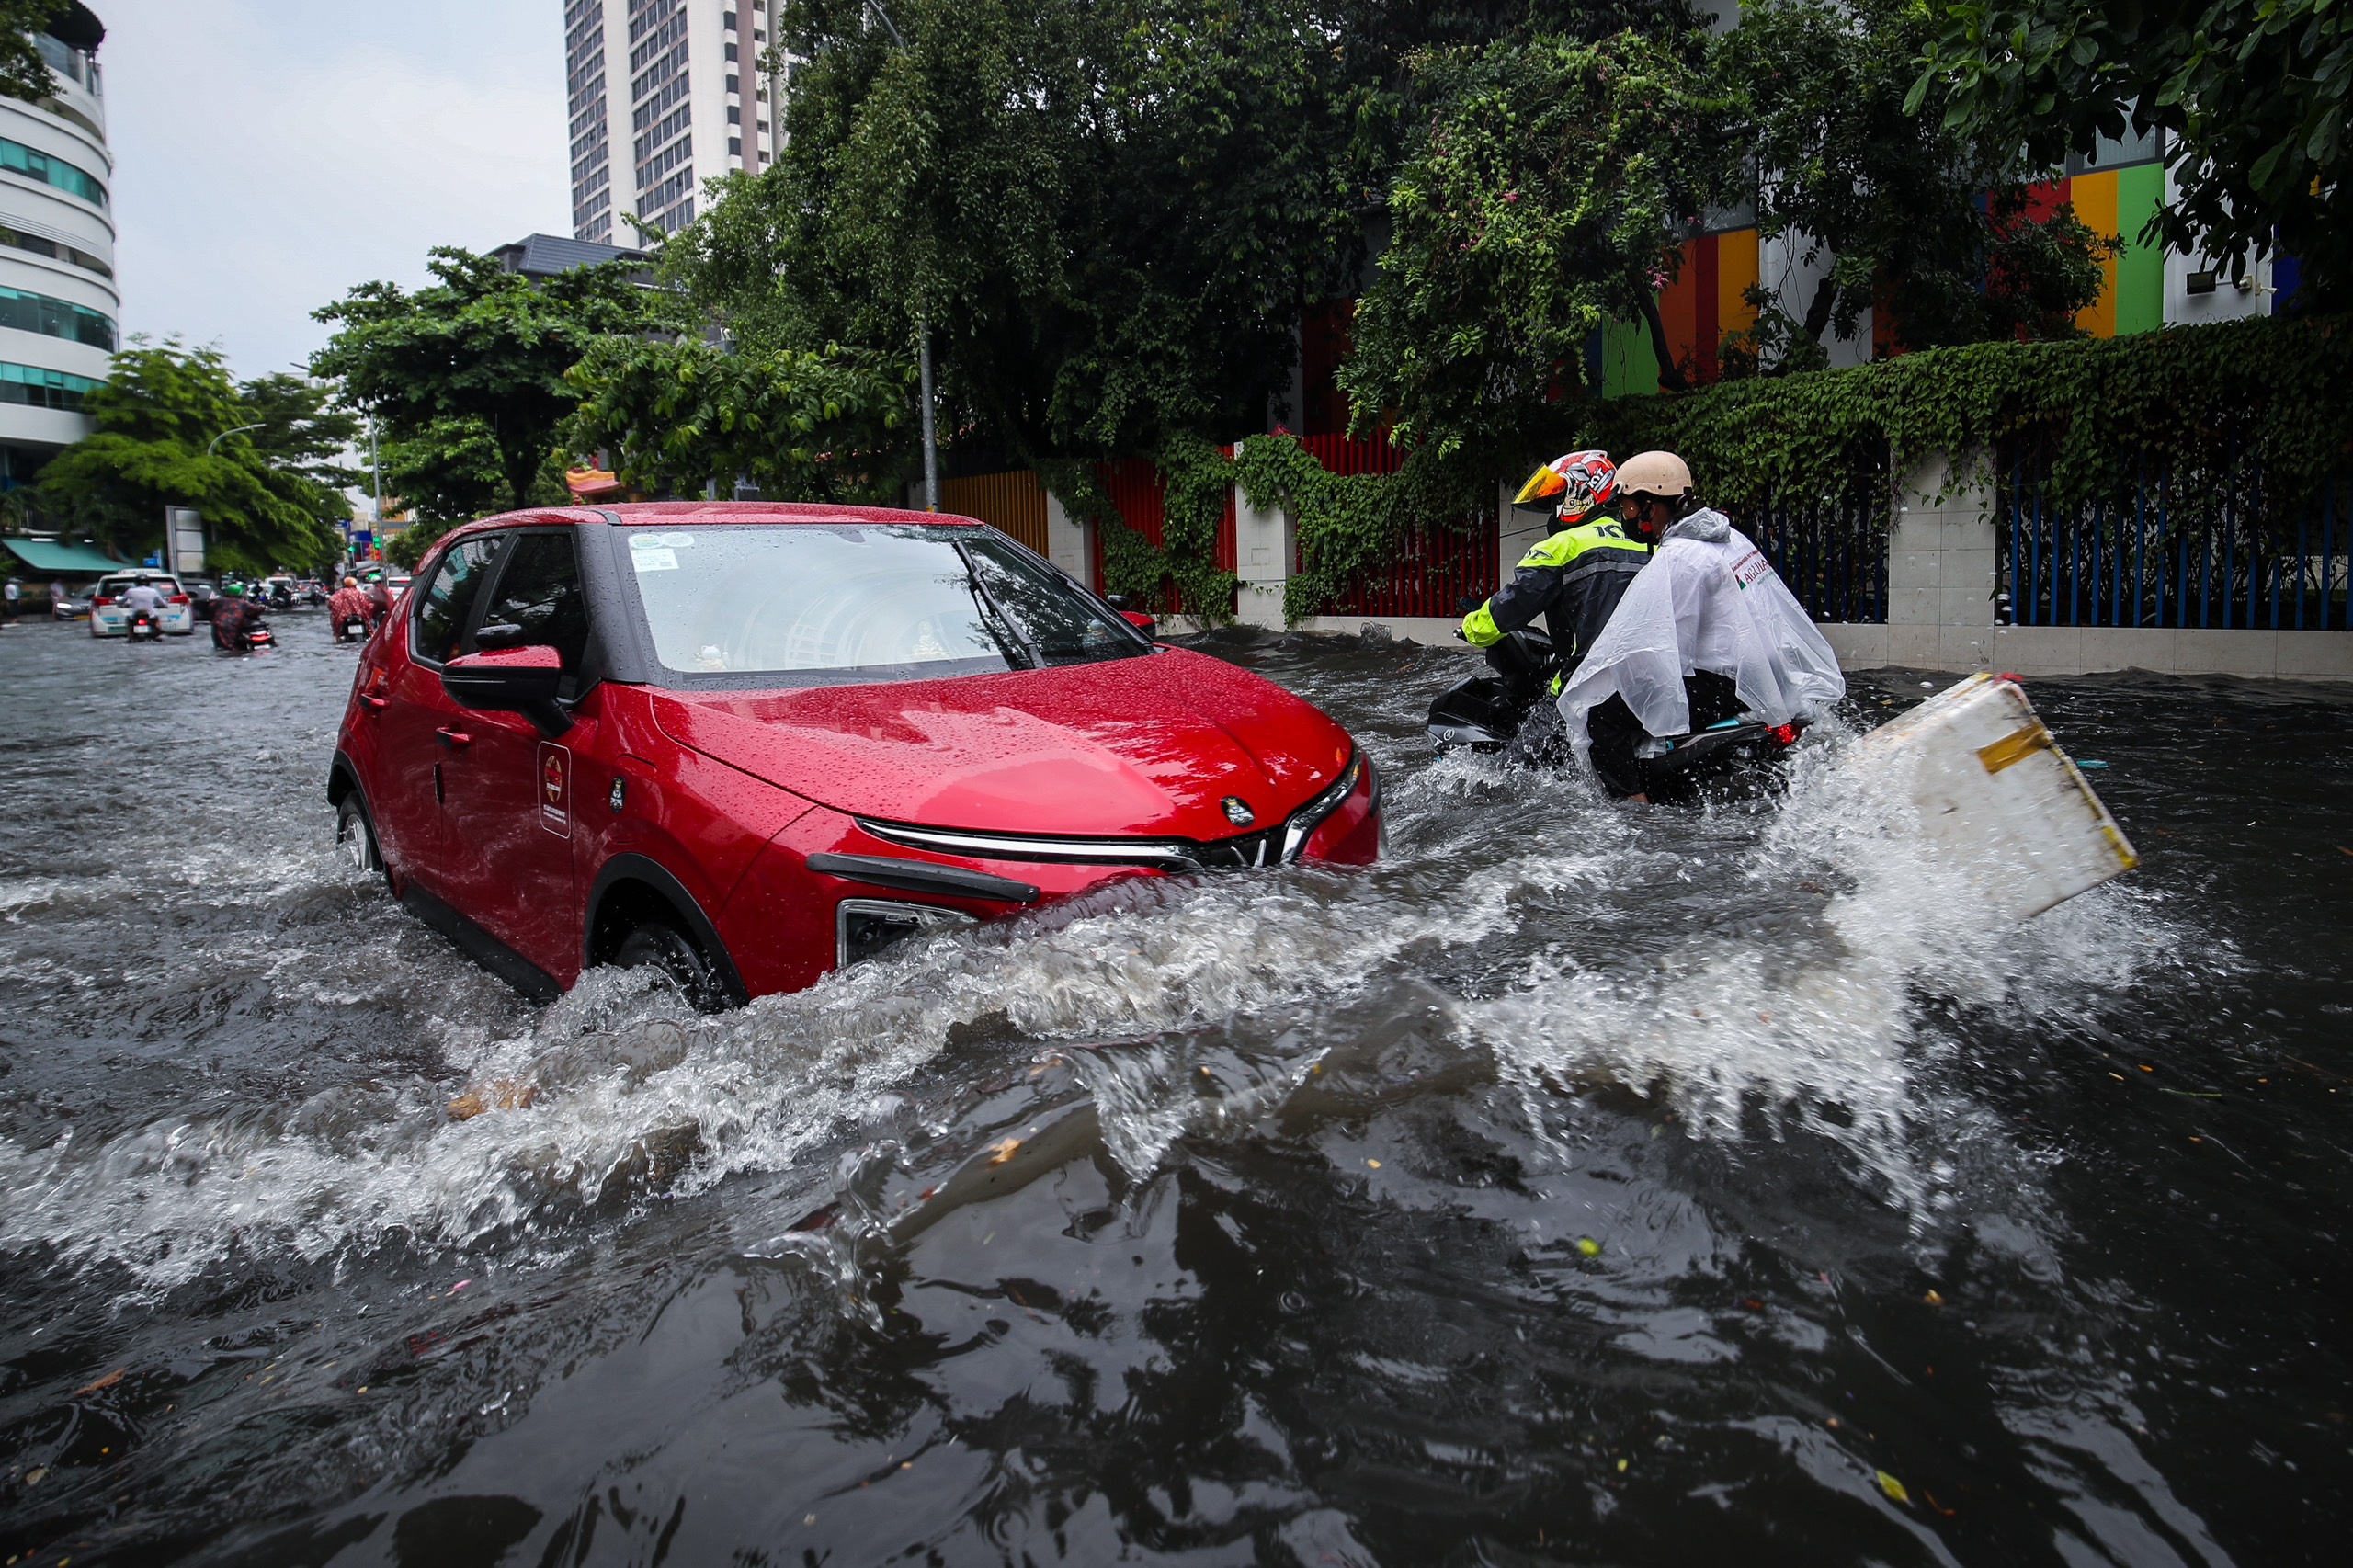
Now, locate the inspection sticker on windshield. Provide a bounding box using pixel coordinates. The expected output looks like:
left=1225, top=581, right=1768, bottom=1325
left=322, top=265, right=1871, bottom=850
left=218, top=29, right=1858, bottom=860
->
left=1732, top=549, right=1772, bottom=588
left=631, top=547, right=678, bottom=572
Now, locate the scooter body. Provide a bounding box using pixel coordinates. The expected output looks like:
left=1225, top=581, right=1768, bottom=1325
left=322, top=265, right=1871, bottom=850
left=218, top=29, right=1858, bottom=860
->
left=124, top=607, right=164, bottom=642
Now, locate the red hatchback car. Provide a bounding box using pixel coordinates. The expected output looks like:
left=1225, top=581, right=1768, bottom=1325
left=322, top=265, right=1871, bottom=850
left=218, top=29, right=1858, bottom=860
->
left=329, top=503, right=1381, bottom=1007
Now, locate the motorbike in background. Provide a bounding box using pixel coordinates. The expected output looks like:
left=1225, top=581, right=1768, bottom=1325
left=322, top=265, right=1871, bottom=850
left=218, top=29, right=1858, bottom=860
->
left=124, top=605, right=164, bottom=642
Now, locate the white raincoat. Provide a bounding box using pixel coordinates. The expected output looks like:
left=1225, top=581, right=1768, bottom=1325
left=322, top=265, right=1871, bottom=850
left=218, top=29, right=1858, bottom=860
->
left=1555, top=509, right=1846, bottom=764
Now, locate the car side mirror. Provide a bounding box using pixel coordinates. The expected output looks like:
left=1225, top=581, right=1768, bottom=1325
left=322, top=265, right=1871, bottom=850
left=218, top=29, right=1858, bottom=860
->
left=441, top=644, right=572, bottom=736
left=1120, top=610, right=1158, bottom=634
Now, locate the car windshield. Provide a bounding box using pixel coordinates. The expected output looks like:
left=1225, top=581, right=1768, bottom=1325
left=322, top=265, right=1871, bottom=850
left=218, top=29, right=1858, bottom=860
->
left=99, top=577, right=176, bottom=596
left=620, top=523, right=1149, bottom=686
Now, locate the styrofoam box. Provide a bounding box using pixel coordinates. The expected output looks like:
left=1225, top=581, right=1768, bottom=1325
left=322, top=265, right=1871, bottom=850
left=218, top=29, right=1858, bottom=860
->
left=1850, top=673, right=2140, bottom=921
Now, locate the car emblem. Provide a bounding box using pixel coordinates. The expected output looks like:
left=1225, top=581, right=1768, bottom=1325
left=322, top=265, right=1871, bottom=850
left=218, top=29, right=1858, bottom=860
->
left=1221, top=796, right=1255, bottom=827
left=609, top=777, right=626, bottom=813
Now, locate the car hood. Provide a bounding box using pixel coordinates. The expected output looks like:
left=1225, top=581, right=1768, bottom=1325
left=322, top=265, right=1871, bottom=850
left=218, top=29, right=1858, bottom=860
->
left=646, top=648, right=1353, bottom=840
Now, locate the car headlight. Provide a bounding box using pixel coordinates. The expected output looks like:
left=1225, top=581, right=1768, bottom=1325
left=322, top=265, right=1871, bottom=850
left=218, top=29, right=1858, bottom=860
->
left=1279, top=751, right=1364, bottom=863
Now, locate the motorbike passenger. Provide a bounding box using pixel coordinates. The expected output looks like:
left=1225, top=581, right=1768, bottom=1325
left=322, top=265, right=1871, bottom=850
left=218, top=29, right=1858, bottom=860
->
left=329, top=575, right=368, bottom=642
left=362, top=572, right=393, bottom=629
left=1459, top=450, right=1654, bottom=700
left=1555, top=451, right=1846, bottom=802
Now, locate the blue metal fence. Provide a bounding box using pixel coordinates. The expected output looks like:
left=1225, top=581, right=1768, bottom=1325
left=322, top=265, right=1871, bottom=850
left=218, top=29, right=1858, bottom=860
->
left=1739, top=494, right=1889, bottom=624
left=2001, top=463, right=2351, bottom=631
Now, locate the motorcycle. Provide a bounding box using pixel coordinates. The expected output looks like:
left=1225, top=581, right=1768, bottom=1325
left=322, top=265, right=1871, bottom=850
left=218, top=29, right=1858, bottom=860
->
left=124, top=605, right=165, bottom=642
left=1427, top=625, right=1805, bottom=793
left=335, top=610, right=369, bottom=643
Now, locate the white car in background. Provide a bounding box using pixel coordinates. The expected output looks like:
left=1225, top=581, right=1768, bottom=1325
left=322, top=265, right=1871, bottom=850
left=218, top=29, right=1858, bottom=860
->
left=88, top=574, right=196, bottom=637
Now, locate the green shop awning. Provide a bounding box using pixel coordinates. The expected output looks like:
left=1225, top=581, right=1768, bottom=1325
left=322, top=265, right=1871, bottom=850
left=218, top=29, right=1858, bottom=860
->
left=5, top=538, right=127, bottom=574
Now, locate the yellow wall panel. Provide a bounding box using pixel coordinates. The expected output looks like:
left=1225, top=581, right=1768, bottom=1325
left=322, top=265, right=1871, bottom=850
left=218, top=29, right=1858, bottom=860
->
left=2070, top=170, right=2120, bottom=339
left=939, top=471, right=1051, bottom=555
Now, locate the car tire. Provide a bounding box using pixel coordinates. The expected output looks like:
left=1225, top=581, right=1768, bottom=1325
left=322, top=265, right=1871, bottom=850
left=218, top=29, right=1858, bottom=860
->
left=335, top=792, right=383, bottom=879
left=615, top=919, right=728, bottom=1014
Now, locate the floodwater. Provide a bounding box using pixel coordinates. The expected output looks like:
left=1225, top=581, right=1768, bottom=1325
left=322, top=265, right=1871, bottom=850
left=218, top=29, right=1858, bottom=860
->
left=1, top=612, right=2348, bottom=1567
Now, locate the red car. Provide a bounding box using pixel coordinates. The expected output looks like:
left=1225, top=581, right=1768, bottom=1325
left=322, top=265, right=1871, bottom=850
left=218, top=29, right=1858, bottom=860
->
left=328, top=503, right=1381, bottom=1007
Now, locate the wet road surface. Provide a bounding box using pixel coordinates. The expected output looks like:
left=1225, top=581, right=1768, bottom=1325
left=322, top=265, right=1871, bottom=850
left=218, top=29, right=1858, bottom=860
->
left=2, top=613, right=2350, bottom=1565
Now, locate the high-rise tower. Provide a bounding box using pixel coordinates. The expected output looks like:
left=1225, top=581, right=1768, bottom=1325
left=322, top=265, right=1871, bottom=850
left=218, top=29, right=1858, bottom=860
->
left=565, top=0, right=783, bottom=244
left=0, top=3, right=115, bottom=492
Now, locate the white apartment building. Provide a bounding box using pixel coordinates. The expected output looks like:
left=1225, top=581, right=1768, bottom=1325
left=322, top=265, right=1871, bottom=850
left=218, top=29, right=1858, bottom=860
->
left=0, top=3, right=115, bottom=492
left=566, top=0, right=784, bottom=244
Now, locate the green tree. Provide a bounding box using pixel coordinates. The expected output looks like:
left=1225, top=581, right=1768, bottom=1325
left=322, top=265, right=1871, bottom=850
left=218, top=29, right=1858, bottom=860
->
left=563, top=336, right=912, bottom=503
left=0, top=0, right=65, bottom=104
left=1914, top=2, right=2353, bottom=307
left=1724, top=0, right=2111, bottom=369
left=1340, top=27, right=1736, bottom=460
left=310, top=247, right=677, bottom=557
left=34, top=340, right=350, bottom=574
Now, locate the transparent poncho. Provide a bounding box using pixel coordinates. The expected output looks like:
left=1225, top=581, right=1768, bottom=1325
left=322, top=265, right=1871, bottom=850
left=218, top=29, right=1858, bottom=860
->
left=1555, top=509, right=1847, bottom=764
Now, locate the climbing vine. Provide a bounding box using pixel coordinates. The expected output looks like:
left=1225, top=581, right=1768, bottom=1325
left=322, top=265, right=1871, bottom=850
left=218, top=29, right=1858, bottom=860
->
left=1036, top=439, right=1240, bottom=623
left=1574, top=315, right=2353, bottom=515
left=1232, top=435, right=1492, bottom=624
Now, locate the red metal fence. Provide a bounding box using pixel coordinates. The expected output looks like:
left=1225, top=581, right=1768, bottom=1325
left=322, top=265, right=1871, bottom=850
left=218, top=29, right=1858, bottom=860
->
left=1295, top=436, right=1498, bottom=619
left=1088, top=458, right=1238, bottom=616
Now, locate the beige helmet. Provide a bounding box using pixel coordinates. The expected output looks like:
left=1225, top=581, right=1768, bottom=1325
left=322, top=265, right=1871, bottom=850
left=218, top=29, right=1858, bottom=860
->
left=1616, top=450, right=1694, bottom=501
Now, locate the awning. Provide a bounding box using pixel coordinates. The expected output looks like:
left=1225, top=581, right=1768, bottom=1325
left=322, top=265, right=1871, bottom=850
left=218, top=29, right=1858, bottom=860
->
left=5, top=538, right=125, bottom=574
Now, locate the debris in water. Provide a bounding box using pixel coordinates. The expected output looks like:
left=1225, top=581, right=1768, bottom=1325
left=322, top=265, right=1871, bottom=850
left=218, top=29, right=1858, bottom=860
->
left=1923, top=1290, right=1944, bottom=1306
left=986, top=1137, right=1022, bottom=1165
left=1877, top=1471, right=1910, bottom=1504
left=1365, top=1158, right=1381, bottom=1169
left=1576, top=1238, right=1601, bottom=1257
left=73, top=1368, right=124, bottom=1395
left=2077, top=759, right=2109, bottom=769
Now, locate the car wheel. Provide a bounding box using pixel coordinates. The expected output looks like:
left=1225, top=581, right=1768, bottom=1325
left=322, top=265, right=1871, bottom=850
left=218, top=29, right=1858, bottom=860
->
left=335, top=793, right=383, bottom=878
left=615, top=919, right=728, bottom=1014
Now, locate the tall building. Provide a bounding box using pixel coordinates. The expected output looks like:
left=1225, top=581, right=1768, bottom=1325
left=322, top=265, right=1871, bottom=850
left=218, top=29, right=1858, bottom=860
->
left=0, top=3, right=115, bottom=492
left=565, top=0, right=784, bottom=244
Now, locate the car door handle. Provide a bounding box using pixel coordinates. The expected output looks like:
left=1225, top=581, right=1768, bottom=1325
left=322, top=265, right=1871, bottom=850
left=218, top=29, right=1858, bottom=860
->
left=360, top=694, right=388, bottom=710
left=435, top=727, right=472, bottom=749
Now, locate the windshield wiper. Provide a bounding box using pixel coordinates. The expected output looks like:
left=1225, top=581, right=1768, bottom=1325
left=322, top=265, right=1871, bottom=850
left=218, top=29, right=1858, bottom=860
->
left=952, top=541, right=1042, bottom=670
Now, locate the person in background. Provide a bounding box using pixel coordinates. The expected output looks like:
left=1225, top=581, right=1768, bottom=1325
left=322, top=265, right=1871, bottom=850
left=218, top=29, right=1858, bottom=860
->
left=328, top=575, right=368, bottom=642
left=1555, top=451, right=1847, bottom=802
left=210, top=582, right=251, bottom=648
left=49, top=579, right=67, bottom=619
left=362, top=571, right=393, bottom=630
left=2, top=575, right=18, bottom=625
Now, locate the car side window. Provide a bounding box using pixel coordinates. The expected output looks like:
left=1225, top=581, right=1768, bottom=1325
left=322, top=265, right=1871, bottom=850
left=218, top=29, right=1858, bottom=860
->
left=411, top=535, right=506, bottom=665
left=477, top=531, right=589, bottom=668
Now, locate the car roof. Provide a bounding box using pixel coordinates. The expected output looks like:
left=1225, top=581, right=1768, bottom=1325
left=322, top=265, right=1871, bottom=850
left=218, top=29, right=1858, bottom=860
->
left=437, top=500, right=985, bottom=549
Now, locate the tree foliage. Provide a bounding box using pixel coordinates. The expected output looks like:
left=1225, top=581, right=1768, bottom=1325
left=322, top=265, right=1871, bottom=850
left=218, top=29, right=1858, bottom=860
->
left=1915, top=2, right=2353, bottom=307
left=0, top=0, right=64, bottom=104
left=563, top=336, right=913, bottom=503
left=1726, top=0, right=2110, bottom=369
left=310, top=248, right=678, bottom=558
left=34, top=340, right=353, bottom=574
left=1342, top=26, right=1733, bottom=460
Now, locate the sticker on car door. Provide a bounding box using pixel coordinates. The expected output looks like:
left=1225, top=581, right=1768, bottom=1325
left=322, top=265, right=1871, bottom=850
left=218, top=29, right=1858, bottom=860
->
left=539, top=742, right=572, bottom=837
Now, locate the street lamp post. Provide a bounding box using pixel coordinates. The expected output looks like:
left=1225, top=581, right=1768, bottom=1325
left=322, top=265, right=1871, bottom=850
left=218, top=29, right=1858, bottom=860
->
left=864, top=0, right=938, bottom=511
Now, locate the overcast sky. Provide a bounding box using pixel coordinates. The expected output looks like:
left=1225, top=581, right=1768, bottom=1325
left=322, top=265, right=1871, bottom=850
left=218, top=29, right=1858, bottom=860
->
left=100, top=0, right=573, bottom=381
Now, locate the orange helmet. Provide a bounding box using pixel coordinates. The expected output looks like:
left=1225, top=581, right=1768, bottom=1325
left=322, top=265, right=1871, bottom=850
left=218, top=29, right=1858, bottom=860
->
left=1512, top=449, right=1616, bottom=519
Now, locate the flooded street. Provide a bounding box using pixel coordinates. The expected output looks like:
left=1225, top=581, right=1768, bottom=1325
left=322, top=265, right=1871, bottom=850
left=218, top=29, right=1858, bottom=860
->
left=2, top=614, right=2349, bottom=1566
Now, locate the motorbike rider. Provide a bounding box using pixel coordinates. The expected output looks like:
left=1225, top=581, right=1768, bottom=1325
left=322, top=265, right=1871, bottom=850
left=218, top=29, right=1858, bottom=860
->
left=1459, top=450, right=1654, bottom=700
left=210, top=581, right=256, bottom=648
left=1555, top=451, right=1846, bottom=802
left=121, top=574, right=169, bottom=631
left=328, top=575, right=368, bottom=641
left=361, top=571, right=393, bottom=629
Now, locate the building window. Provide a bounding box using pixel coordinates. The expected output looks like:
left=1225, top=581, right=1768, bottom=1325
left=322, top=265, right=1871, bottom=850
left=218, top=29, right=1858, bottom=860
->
left=727, top=105, right=740, bottom=123
left=0, top=360, right=102, bottom=411
left=729, top=136, right=742, bottom=157
left=0, top=227, right=110, bottom=280
left=0, top=137, right=108, bottom=210
left=0, top=285, right=116, bottom=350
